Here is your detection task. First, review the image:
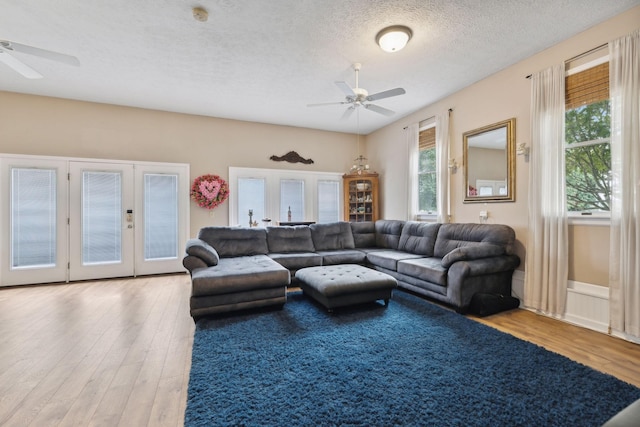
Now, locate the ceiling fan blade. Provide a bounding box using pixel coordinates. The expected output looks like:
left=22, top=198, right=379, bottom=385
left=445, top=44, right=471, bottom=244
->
left=307, top=101, right=349, bottom=107
left=0, top=50, right=43, bottom=79
left=0, top=40, right=80, bottom=66
left=341, top=106, right=356, bottom=120
left=364, top=103, right=395, bottom=117
left=335, top=81, right=356, bottom=99
left=366, top=87, right=406, bottom=102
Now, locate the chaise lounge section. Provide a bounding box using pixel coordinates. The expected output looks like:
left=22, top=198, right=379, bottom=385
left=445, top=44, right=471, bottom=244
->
left=183, top=220, right=520, bottom=319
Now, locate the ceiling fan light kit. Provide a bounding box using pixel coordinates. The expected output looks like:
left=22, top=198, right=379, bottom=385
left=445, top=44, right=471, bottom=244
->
left=376, top=25, right=412, bottom=52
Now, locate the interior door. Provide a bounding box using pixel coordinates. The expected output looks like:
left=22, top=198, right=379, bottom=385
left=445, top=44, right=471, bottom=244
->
left=68, top=162, right=134, bottom=281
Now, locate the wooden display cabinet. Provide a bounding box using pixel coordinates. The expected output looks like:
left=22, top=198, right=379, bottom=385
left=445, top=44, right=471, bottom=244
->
left=343, top=172, right=379, bottom=223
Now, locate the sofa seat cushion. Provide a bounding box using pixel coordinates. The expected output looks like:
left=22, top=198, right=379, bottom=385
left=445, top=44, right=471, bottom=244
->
left=268, top=252, right=323, bottom=270
left=310, top=222, right=355, bottom=250
left=316, top=249, right=366, bottom=265
left=397, top=257, right=448, bottom=286
left=366, top=250, right=424, bottom=271
left=191, top=255, right=289, bottom=297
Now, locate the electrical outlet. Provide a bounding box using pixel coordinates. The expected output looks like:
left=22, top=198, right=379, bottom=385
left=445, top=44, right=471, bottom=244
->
left=479, top=210, right=488, bottom=222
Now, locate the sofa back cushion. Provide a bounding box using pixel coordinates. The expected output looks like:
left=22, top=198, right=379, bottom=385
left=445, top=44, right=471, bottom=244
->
left=433, top=223, right=516, bottom=258
left=197, top=227, right=268, bottom=257
left=398, top=222, right=441, bottom=256
left=350, top=222, right=376, bottom=248
left=375, top=220, right=405, bottom=249
left=309, top=222, right=355, bottom=251
left=267, top=226, right=315, bottom=253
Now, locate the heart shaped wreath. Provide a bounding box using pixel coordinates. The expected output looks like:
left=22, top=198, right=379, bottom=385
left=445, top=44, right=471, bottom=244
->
left=191, top=174, right=229, bottom=209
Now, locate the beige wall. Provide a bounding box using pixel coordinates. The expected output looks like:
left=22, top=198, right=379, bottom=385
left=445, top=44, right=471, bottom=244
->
left=366, top=6, right=639, bottom=283
left=0, top=92, right=359, bottom=235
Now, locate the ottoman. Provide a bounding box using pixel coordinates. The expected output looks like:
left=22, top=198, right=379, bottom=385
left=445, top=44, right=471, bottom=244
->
left=296, top=264, right=398, bottom=312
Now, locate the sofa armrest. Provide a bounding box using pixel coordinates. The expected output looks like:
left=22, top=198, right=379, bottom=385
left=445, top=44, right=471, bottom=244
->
left=183, top=255, right=208, bottom=273
left=185, top=238, right=220, bottom=266
left=441, top=244, right=505, bottom=268
left=448, top=254, right=520, bottom=280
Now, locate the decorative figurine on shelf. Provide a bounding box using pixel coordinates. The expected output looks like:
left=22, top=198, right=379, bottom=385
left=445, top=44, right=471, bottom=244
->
left=287, top=206, right=292, bottom=222
left=248, top=209, right=258, bottom=227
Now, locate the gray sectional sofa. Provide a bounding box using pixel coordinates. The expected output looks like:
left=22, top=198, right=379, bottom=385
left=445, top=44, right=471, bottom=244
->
left=183, top=220, right=520, bottom=319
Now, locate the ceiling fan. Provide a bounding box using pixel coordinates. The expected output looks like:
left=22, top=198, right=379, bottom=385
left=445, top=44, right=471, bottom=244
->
left=308, top=63, right=406, bottom=120
left=0, top=40, right=79, bottom=79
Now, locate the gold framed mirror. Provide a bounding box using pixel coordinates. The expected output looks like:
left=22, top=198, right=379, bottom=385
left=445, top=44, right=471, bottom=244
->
left=463, top=118, right=515, bottom=203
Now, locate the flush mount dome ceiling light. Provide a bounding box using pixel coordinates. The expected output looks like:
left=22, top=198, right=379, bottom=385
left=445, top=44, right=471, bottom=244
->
left=376, top=25, right=412, bottom=52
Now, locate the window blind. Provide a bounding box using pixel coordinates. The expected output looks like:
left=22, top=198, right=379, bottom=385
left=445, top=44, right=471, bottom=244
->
left=565, top=62, right=609, bottom=110
left=144, top=174, right=178, bottom=260
left=419, top=126, right=436, bottom=151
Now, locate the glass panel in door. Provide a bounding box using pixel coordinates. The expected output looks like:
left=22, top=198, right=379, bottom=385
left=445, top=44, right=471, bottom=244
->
left=69, top=162, right=134, bottom=281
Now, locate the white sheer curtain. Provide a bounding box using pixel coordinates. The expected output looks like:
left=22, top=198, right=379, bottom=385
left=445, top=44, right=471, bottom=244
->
left=609, top=29, right=640, bottom=339
left=405, top=123, right=419, bottom=220
left=435, top=110, right=450, bottom=223
left=524, top=64, right=569, bottom=316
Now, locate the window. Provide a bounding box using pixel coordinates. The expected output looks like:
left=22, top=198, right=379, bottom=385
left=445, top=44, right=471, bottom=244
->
left=280, top=179, right=304, bottom=222
left=418, top=124, right=437, bottom=213
left=565, top=60, right=610, bottom=214
left=318, top=180, right=340, bottom=223
left=237, top=177, right=266, bottom=227
left=229, top=168, right=342, bottom=226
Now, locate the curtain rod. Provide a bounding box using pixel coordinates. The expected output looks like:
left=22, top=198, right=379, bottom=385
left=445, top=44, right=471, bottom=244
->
left=525, top=42, right=608, bottom=79
left=403, top=108, right=453, bottom=130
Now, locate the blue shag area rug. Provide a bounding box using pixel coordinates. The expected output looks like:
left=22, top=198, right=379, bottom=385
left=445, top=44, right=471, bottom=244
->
left=186, top=291, right=640, bottom=427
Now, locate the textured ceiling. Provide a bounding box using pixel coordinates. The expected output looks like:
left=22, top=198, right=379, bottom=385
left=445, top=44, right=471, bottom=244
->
left=0, top=1, right=637, bottom=134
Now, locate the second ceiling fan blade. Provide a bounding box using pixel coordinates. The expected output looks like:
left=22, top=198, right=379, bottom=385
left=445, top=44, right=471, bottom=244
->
left=0, top=50, right=43, bottom=79
left=366, top=87, right=406, bottom=102
left=335, top=81, right=356, bottom=99
left=365, top=103, right=395, bottom=116
left=341, top=106, right=356, bottom=120
left=2, top=41, right=80, bottom=66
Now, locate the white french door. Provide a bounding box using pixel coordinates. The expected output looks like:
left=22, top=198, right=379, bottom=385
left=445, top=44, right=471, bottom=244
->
left=0, top=157, right=68, bottom=286
left=1, top=154, right=189, bottom=287
left=69, top=162, right=135, bottom=281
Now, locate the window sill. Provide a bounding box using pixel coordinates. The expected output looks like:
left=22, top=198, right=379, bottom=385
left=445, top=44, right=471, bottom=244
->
left=568, top=213, right=610, bottom=226
left=416, top=213, right=438, bottom=222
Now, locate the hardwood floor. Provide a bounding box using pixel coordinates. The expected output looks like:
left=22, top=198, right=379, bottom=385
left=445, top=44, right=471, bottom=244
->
left=0, top=275, right=638, bottom=426
left=0, top=274, right=194, bottom=427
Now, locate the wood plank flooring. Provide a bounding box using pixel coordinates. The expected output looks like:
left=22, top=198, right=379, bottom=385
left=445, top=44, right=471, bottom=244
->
left=0, top=275, right=638, bottom=426
left=0, top=274, right=194, bottom=427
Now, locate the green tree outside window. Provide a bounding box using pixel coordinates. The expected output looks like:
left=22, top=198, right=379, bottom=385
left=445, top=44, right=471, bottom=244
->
left=565, top=99, right=611, bottom=212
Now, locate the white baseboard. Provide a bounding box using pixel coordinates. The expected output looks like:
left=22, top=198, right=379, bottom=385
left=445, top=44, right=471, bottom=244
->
left=511, top=271, right=610, bottom=335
